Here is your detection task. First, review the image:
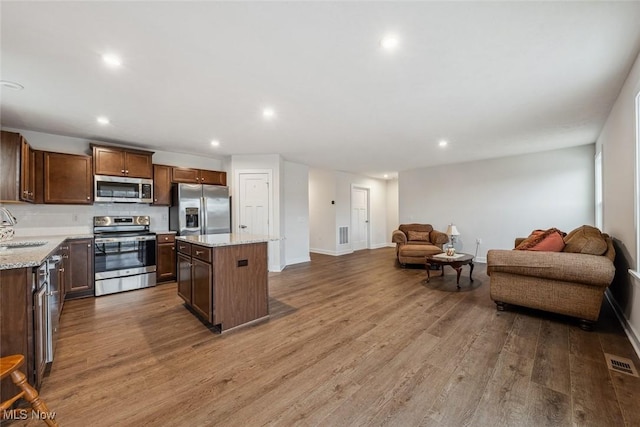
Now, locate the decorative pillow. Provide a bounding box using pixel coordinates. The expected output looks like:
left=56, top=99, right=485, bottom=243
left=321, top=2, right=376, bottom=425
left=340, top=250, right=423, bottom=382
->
left=563, top=225, right=608, bottom=255
left=515, top=228, right=566, bottom=252
left=407, top=230, right=430, bottom=242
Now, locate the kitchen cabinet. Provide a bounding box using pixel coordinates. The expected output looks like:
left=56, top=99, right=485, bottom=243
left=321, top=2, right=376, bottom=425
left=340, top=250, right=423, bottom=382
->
left=153, top=164, right=172, bottom=205
left=0, top=268, right=35, bottom=401
left=0, top=130, right=35, bottom=203
left=176, top=238, right=268, bottom=332
left=177, top=244, right=192, bottom=303
left=44, top=152, right=93, bottom=204
left=63, top=238, right=94, bottom=299
left=92, top=145, right=153, bottom=179
left=171, top=167, right=226, bottom=185
left=156, top=233, right=176, bottom=282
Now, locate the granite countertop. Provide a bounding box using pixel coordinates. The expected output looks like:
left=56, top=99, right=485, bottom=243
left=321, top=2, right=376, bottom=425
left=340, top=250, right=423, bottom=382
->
left=176, top=233, right=278, bottom=247
left=0, top=234, right=94, bottom=270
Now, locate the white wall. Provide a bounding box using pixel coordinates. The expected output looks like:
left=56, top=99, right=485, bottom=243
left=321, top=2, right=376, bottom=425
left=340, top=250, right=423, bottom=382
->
left=309, top=168, right=388, bottom=255
left=309, top=168, right=337, bottom=253
left=283, top=161, right=310, bottom=265
left=399, top=144, right=595, bottom=262
left=3, top=128, right=227, bottom=171
left=0, top=127, right=230, bottom=235
left=597, top=50, right=640, bottom=355
left=386, top=179, right=399, bottom=245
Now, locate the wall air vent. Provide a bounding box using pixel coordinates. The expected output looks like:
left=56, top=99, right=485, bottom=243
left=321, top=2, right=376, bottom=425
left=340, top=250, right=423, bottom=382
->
left=339, top=226, right=349, bottom=245
left=604, top=353, right=639, bottom=377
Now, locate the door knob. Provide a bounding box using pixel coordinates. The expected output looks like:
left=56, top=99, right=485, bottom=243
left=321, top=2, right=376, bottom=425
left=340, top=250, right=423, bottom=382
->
left=239, top=225, right=247, bottom=229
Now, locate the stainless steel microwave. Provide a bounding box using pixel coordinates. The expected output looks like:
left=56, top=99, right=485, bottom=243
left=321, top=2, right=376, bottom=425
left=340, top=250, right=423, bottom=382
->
left=94, top=175, right=153, bottom=203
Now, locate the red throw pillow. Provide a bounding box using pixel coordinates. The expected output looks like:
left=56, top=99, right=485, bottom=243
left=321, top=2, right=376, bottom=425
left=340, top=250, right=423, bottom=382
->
left=515, top=228, right=566, bottom=252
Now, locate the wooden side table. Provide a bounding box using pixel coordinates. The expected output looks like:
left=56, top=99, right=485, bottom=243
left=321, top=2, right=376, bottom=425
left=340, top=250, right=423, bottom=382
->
left=425, top=253, right=474, bottom=288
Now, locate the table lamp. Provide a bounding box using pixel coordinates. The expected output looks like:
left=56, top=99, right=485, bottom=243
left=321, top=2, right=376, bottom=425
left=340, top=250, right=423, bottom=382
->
left=446, top=224, right=460, bottom=246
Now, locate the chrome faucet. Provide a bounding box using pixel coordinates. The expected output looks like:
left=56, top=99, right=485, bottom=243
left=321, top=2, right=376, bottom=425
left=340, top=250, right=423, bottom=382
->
left=0, top=207, right=18, bottom=226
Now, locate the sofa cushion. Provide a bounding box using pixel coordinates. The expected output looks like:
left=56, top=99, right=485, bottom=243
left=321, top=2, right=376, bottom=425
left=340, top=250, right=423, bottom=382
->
left=563, top=225, right=608, bottom=255
left=400, top=244, right=443, bottom=257
left=407, top=230, right=430, bottom=242
left=515, top=228, right=566, bottom=252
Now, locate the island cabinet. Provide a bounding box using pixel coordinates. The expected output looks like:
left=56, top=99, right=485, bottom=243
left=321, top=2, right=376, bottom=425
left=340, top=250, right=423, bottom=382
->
left=0, top=130, right=35, bottom=203
left=43, top=152, right=93, bottom=204
left=176, top=238, right=268, bottom=332
left=171, top=167, right=226, bottom=186
left=156, top=233, right=176, bottom=282
left=92, top=145, right=153, bottom=179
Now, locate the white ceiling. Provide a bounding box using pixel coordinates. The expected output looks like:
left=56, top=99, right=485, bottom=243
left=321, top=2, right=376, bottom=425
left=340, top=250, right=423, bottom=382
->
left=2, top=1, right=640, bottom=179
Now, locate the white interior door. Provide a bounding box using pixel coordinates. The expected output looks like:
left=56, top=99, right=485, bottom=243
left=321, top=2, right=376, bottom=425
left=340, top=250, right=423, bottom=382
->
left=351, top=187, right=369, bottom=251
left=238, top=173, right=270, bottom=235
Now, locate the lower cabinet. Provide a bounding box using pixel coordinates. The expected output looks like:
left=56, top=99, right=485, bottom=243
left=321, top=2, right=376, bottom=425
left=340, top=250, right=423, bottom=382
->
left=63, top=238, right=95, bottom=300
left=176, top=241, right=268, bottom=332
left=156, top=233, right=177, bottom=282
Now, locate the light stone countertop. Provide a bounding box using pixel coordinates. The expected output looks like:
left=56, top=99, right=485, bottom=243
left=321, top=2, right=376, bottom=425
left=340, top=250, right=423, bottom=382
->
left=0, top=234, right=94, bottom=270
left=176, top=233, right=278, bottom=248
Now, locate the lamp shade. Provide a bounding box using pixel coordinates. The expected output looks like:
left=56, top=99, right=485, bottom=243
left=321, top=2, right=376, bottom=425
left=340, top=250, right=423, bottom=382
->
left=446, top=224, right=460, bottom=236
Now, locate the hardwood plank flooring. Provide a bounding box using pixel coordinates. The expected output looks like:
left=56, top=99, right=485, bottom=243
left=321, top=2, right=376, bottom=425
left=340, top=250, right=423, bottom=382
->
left=6, top=247, right=640, bottom=426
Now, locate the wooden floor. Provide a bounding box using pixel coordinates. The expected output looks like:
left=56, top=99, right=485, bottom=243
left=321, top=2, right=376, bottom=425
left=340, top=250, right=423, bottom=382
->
left=8, top=248, right=640, bottom=426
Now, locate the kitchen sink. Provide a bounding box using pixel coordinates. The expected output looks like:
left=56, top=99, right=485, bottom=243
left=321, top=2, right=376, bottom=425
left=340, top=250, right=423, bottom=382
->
left=0, top=241, right=48, bottom=251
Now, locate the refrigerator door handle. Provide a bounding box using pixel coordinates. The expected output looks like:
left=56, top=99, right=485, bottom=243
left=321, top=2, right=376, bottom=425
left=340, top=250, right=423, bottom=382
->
left=201, top=196, right=207, bottom=235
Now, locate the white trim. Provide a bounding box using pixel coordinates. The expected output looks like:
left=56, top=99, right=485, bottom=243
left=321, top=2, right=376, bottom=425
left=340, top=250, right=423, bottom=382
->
left=285, top=256, right=311, bottom=265
left=310, top=248, right=354, bottom=257
left=595, top=150, right=603, bottom=230
left=369, top=242, right=391, bottom=249
left=630, top=268, right=640, bottom=282
left=605, top=290, right=640, bottom=359
left=474, top=256, right=487, bottom=264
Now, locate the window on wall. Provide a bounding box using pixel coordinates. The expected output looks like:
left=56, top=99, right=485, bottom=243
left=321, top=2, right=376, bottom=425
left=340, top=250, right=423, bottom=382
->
left=595, top=151, right=603, bottom=230
left=636, top=91, right=640, bottom=273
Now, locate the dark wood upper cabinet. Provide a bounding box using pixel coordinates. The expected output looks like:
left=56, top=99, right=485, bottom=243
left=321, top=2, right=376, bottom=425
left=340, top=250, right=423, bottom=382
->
left=172, top=167, right=226, bottom=186
left=92, top=145, right=153, bottom=179
left=153, top=164, right=172, bottom=206
left=44, top=152, right=93, bottom=204
left=0, top=130, right=35, bottom=203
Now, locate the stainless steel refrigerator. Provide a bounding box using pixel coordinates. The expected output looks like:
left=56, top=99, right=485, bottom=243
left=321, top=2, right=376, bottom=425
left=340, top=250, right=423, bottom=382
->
left=169, top=184, right=231, bottom=235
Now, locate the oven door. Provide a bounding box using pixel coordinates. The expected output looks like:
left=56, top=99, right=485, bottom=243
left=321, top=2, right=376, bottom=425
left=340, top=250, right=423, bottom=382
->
left=94, top=235, right=157, bottom=280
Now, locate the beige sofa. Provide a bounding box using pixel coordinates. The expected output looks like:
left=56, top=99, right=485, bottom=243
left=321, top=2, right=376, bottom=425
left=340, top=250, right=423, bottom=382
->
left=392, top=224, right=449, bottom=266
left=487, top=231, right=615, bottom=331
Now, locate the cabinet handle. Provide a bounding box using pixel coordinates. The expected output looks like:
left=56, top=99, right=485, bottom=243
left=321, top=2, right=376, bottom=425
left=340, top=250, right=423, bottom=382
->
left=88, top=244, right=91, bottom=248
left=171, top=246, right=175, bottom=250
left=154, top=199, right=158, bottom=202
left=179, top=245, right=186, bottom=250
left=195, top=250, right=203, bottom=255
left=59, top=268, right=64, bottom=273
left=63, top=254, right=69, bottom=259
left=87, top=196, right=90, bottom=200
left=125, top=170, right=129, bottom=174
left=121, top=170, right=125, bottom=173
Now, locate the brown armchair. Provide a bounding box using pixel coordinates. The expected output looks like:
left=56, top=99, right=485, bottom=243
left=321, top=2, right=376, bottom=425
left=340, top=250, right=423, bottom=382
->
left=392, top=224, right=449, bottom=266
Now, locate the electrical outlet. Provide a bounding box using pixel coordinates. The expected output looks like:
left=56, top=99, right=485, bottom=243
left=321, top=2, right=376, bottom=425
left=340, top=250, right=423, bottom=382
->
left=476, top=238, right=482, bottom=245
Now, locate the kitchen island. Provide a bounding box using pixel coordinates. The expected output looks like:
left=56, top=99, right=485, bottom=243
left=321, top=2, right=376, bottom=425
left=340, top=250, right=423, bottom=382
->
left=175, top=233, right=276, bottom=332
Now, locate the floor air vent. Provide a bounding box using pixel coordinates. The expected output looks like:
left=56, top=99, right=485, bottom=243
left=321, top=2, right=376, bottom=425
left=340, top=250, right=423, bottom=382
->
left=604, top=353, right=639, bottom=377
left=339, top=226, right=349, bottom=245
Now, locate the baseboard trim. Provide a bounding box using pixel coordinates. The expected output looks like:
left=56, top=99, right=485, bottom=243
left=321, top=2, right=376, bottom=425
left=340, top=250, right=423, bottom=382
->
left=605, top=290, right=640, bottom=359
left=285, top=256, right=311, bottom=266
left=310, top=248, right=354, bottom=257
left=475, top=256, right=487, bottom=263
left=370, top=243, right=391, bottom=249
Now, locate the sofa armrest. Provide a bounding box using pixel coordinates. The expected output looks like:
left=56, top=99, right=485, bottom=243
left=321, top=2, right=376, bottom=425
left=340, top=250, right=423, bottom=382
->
left=487, top=249, right=615, bottom=287
left=430, top=230, right=449, bottom=246
left=392, top=230, right=407, bottom=244
left=514, top=237, right=526, bottom=248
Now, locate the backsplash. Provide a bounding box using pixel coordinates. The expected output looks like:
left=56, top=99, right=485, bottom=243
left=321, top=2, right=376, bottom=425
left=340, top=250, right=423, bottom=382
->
left=0, top=203, right=169, bottom=237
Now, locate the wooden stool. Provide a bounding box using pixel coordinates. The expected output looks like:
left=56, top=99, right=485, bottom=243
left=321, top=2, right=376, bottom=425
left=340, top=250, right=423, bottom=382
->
left=0, top=354, right=59, bottom=426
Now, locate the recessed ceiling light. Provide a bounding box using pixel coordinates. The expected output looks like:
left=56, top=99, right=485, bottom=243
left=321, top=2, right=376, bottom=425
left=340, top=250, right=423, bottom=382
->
left=210, top=140, right=220, bottom=147
left=0, top=80, right=24, bottom=90
left=384, top=174, right=389, bottom=179
left=439, top=140, right=448, bottom=147
left=96, top=116, right=110, bottom=125
left=102, top=53, right=122, bottom=68
left=380, top=34, right=400, bottom=51
left=262, top=107, right=276, bottom=120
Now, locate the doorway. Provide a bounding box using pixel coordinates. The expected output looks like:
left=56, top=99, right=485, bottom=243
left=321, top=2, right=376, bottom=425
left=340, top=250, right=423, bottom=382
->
left=351, top=186, right=369, bottom=251
left=238, top=173, right=270, bottom=235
